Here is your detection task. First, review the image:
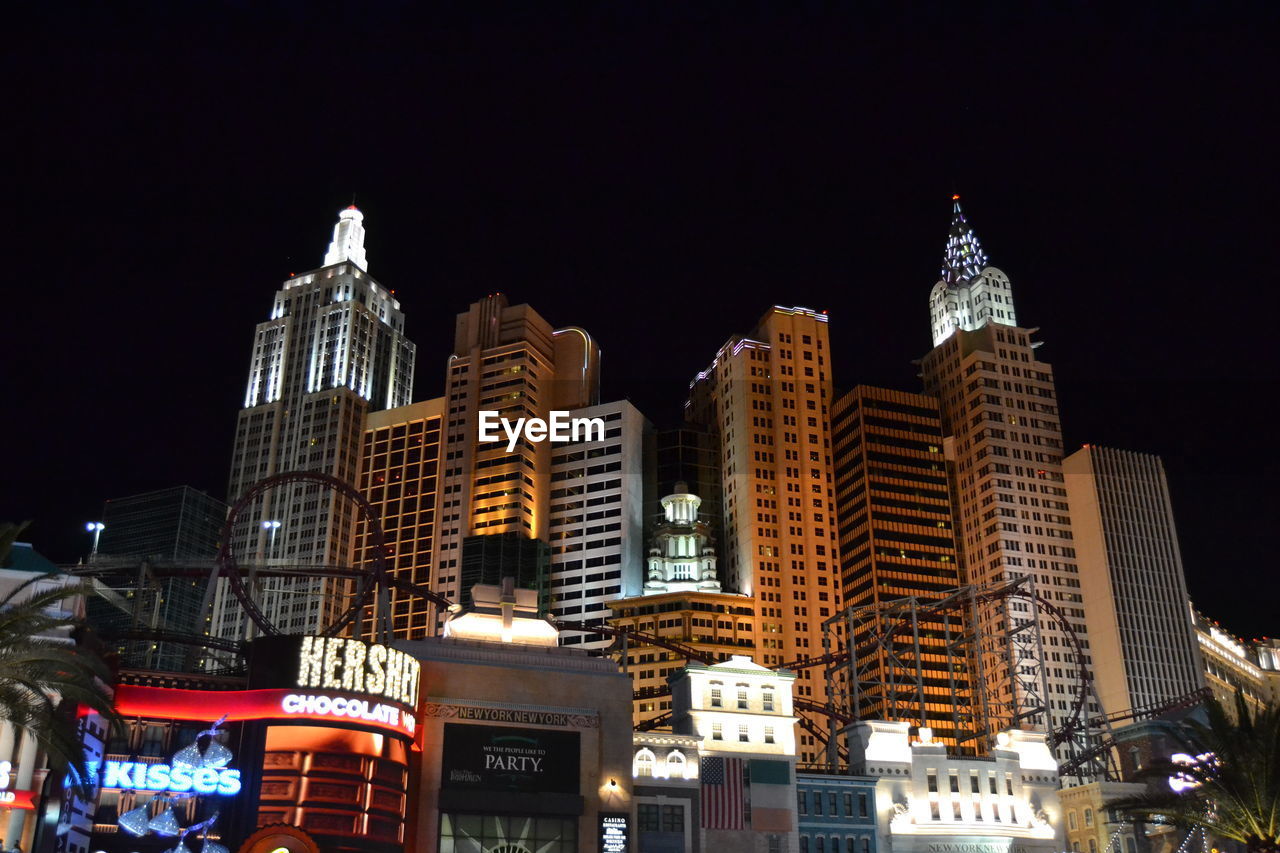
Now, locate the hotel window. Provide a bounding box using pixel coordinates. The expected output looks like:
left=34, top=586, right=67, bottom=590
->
left=843, top=793, right=853, bottom=816
left=859, top=792, right=869, bottom=817
left=927, top=771, right=938, bottom=792
left=949, top=773, right=960, bottom=793
left=763, top=690, right=775, bottom=711
left=635, top=752, right=654, bottom=777
left=661, top=805, right=684, bottom=832
left=800, top=838, right=810, bottom=853
left=828, top=793, right=838, bottom=815
left=798, top=791, right=808, bottom=815
left=816, top=838, right=825, bottom=853
left=1084, top=808, right=1094, bottom=827
left=1069, top=812, right=1077, bottom=830
left=861, top=840, right=870, bottom=853
left=711, top=687, right=723, bottom=707
left=765, top=726, right=775, bottom=744
left=1089, top=841, right=1098, bottom=853
left=814, top=793, right=823, bottom=816
left=971, top=775, right=981, bottom=793
left=712, top=722, right=723, bottom=740
left=738, top=724, right=750, bottom=742
left=738, top=688, right=749, bottom=709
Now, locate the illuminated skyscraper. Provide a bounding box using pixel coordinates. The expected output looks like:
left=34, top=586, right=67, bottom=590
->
left=429, top=294, right=600, bottom=632
left=830, top=385, right=973, bottom=749
left=918, top=198, right=1099, bottom=758
left=687, top=305, right=841, bottom=765
left=214, top=206, right=416, bottom=640
left=1063, top=445, right=1205, bottom=715
left=358, top=397, right=445, bottom=641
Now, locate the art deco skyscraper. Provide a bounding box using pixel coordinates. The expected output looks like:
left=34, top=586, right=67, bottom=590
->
left=214, top=207, right=416, bottom=640
left=918, top=198, right=1098, bottom=752
left=429, top=294, right=600, bottom=631
left=687, top=305, right=841, bottom=765
left=1063, top=446, right=1205, bottom=715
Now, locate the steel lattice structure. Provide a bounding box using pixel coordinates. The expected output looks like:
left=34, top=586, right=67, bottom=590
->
left=814, top=574, right=1114, bottom=781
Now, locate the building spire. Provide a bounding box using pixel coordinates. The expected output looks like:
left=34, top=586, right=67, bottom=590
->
left=323, top=205, right=368, bottom=272
left=940, top=194, right=988, bottom=286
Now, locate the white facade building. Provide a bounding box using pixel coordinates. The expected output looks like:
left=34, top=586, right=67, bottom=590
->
left=672, top=655, right=800, bottom=852
left=1063, top=446, right=1205, bottom=716
left=549, top=400, right=649, bottom=649
left=848, top=720, right=1064, bottom=853
left=215, top=207, right=416, bottom=642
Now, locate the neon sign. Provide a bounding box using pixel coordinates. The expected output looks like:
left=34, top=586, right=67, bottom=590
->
left=295, top=636, right=420, bottom=708
left=281, top=693, right=415, bottom=735
left=114, top=685, right=417, bottom=738
left=101, top=761, right=242, bottom=795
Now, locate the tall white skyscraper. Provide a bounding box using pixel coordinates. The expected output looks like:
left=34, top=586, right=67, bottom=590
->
left=214, top=206, right=416, bottom=640
left=919, top=198, right=1099, bottom=767
left=1063, top=446, right=1205, bottom=715
left=549, top=399, right=651, bottom=650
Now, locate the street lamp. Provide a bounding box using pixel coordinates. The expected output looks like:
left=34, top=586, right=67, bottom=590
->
left=85, top=521, right=105, bottom=560
left=261, top=520, right=281, bottom=561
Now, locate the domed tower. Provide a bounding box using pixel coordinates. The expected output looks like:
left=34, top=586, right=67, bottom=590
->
left=644, top=482, right=721, bottom=593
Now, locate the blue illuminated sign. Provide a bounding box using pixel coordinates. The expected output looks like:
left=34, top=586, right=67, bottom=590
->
left=101, top=761, right=242, bottom=796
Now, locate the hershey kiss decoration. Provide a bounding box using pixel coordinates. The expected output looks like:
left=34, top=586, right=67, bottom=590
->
left=113, top=717, right=233, bottom=846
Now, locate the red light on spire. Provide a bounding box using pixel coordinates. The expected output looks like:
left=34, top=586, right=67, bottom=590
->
left=952, top=194, right=961, bottom=201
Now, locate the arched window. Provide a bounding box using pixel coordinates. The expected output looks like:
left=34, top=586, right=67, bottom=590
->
left=634, top=749, right=656, bottom=778
left=667, top=751, right=687, bottom=780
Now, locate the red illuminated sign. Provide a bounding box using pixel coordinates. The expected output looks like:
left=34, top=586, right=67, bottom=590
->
left=0, top=789, right=37, bottom=810
left=115, top=685, right=416, bottom=738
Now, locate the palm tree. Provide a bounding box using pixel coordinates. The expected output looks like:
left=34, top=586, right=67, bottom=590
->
left=1109, top=693, right=1280, bottom=853
left=0, top=521, right=117, bottom=792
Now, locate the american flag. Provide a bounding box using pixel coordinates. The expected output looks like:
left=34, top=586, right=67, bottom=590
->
left=701, top=756, right=745, bottom=829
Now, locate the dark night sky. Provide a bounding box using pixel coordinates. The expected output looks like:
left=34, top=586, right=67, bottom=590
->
left=6, top=2, right=1277, bottom=637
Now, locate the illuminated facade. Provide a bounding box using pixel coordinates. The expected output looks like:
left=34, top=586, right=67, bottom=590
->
left=918, top=199, right=1099, bottom=759
left=407, top=582, right=635, bottom=853
left=67, top=632, right=423, bottom=853
left=216, top=206, right=416, bottom=641
left=928, top=197, right=1018, bottom=347
left=830, top=386, right=973, bottom=748
left=610, top=485, right=757, bottom=728
left=549, top=399, right=651, bottom=650
left=358, top=398, right=445, bottom=640
left=847, top=720, right=1064, bottom=853
left=429, top=294, right=600, bottom=633
left=1057, top=781, right=1147, bottom=853
left=671, top=655, right=800, bottom=853
left=687, top=305, right=841, bottom=764
left=1063, top=446, right=1205, bottom=716
left=1190, top=606, right=1277, bottom=715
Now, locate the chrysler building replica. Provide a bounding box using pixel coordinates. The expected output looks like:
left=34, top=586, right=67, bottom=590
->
left=918, top=197, right=1098, bottom=772
left=644, top=484, right=722, bottom=594
left=213, top=207, right=416, bottom=642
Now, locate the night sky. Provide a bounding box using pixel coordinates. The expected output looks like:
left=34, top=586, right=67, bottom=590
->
left=7, top=3, right=1277, bottom=637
